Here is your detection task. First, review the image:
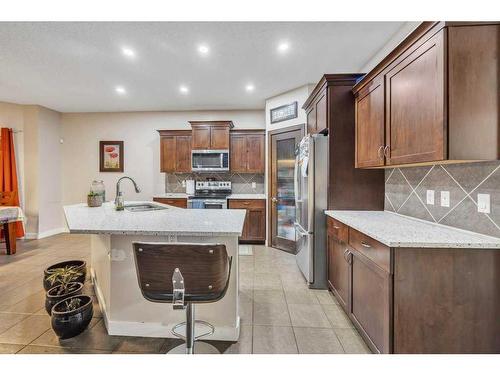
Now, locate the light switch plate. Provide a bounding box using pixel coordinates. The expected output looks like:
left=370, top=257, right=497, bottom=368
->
left=441, top=191, right=450, bottom=207
left=477, top=193, right=491, bottom=213
left=426, top=190, right=435, bottom=205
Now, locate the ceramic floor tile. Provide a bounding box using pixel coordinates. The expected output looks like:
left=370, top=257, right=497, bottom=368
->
left=239, top=301, right=253, bottom=326
left=223, top=325, right=252, bottom=354
left=322, top=304, right=353, bottom=329
left=18, top=345, right=110, bottom=354
left=311, top=290, right=339, bottom=305
left=253, top=325, right=297, bottom=354
left=253, top=302, right=291, bottom=326
left=0, top=343, right=25, bottom=354
left=293, top=327, right=344, bottom=354
left=284, top=290, right=319, bottom=305
left=334, top=328, right=371, bottom=354
left=0, top=314, right=51, bottom=345
left=288, top=304, right=331, bottom=328
left=253, top=273, right=282, bottom=291
left=3, top=291, right=46, bottom=314
left=253, top=290, right=286, bottom=304
left=112, top=336, right=167, bottom=353
left=0, top=313, right=29, bottom=335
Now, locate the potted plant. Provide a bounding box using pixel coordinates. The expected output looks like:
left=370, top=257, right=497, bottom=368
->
left=87, top=191, right=103, bottom=207
left=51, top=295, right=93, bottom=339
left=43, top=260, right=86, bottom=291
left=45, top=272, right=84, bottom=314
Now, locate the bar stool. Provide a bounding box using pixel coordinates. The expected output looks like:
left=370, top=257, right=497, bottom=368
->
left=132, top=242, right=232, bottom=354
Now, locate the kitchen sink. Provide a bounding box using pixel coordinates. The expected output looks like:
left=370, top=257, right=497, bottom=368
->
left=124, top=203, right=168, bottom=212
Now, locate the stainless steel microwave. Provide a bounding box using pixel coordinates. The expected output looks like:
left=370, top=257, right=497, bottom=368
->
left=191, top=150, right=229, bottom=172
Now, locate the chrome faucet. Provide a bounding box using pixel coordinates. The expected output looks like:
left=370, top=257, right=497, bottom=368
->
left=115, top=176, right=141, bottom=210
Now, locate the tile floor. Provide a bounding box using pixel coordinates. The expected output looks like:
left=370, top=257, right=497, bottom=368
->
left=0, top=234, right=370, bottom=354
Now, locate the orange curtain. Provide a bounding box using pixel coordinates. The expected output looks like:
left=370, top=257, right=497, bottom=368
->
left=0, top=127, right=24, bottom=237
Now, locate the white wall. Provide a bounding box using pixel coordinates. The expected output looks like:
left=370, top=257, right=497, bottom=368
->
left=61, top=110, right=265, bottom=206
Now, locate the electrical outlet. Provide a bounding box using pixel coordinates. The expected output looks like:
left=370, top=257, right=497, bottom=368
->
left=252, top=182, right=256, bottom=189
left=181, top=180, right=186, bottom=187
left=440, top=191, right=450, bottom=207
left=477, top=193, right=490, bottom=214
left=426, top=190, right=435, bottom=205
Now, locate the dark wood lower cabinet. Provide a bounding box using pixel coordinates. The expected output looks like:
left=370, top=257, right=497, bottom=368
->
left=326, top=215, right=500, bottom=354
left=350, top=249, right=391, bottom=354
left=152, top=197, right=187, bottom=209
left=228, top=199, right=266, bottom=244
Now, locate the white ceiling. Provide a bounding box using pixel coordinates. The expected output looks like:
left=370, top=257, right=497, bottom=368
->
left=0, top=22, right=413, bottom=112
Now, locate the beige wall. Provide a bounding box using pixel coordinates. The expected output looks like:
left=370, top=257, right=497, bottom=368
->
left=61, top=110, right=265, bottom=206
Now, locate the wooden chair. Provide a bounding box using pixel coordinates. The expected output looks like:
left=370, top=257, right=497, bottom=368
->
left=1, top=191, right=19, bottom=255
left=133, top=242, right=232, bottom=354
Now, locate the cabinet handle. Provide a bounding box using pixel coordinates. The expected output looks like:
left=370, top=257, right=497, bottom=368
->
left=360, top=241, right=372, bottom=248
left=347, top=251, right=352, bottom=265
left=377, top=145, right=384, bottom=160
left=333, top=225, right=341, bottom=230
left=384, top=145, right=390, bottom=158
left=242, top=202, right=250, bottom=205
left=343, top=249, right=349, bottom=262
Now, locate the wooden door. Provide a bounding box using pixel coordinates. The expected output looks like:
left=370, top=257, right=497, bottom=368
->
left=328, top=236, right=350, bottom=311
left=175, top=135, right=192, bottom=172
left=269, top=125, right=304, bottom=253
left=385, top=30, right=445, bottom=165
left=307, top=107, right=317, bottom=134
left=350, top=249, right=391, bottom=354
left=315, top=94, right=327, bottom=133
left=211, top=126, right=230, bottom=149
left=246, top=134, right=265, bottom=173
left=191, top=126, right=211, bottom=149
left=355, top=78, right=386, bottom=168
left=160, top=136, right=176, bottom=172
left=230, top=134, right=248, bottom=172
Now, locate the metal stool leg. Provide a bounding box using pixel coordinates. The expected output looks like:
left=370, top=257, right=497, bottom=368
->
left=185, top=303, right=194, bottom=354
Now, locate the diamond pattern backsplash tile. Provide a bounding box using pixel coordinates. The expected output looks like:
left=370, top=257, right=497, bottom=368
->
left=385, top=161, right=500, bottom=238
left=165, top=172, right=265, bottom=194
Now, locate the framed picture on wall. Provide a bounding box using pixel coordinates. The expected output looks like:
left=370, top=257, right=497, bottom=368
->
left=99, top=141, right=124, bottom=172
left=270, top=101, right=298, bottom=124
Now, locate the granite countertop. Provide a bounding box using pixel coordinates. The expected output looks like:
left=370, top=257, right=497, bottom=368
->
left=64, top=201, right=246, bottom=236
left=153, top=193, right=266, bottom=200
left=325, top=210, right=500, bottom=249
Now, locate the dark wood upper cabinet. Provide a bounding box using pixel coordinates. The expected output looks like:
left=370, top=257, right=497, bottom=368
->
left=189, top=121, right=233, bottom=150
left=230, top=130, right=265, bottom=173
left=306, top=105, right=317, bottom=134
left=355, top=78, right=385, bottom=168
left=353, top=22, right=500, bottom=168
left=158, top=130, right=192, bottom=173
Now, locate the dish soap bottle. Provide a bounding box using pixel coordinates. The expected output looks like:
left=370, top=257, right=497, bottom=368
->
left=115, top=191, right=124, bottom=211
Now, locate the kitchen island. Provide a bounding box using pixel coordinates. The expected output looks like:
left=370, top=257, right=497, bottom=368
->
left=63, top=201, right=246, bottom=341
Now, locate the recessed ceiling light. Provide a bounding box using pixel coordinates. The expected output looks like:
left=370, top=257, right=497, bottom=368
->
left=121, top=47, right=136, bottom=58
left=197, top=44, right=210, bottom=55
left=277, top=42, right=290, bottom=53
left=245, top=84, right=255, bottom=92
left=179, top=85, right=189, bottom=94
left=115, top=86, right=126, bottom=95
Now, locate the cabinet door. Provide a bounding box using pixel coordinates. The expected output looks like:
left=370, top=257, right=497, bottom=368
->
left=160, top=136, right=176, bottom=172
left=175, top=135, right=192, bottom=172
left=385, top=30, right=445, bottom=165
left=355, top=78, right=386, bottom=168
left=315, top=94, right=327, bottom=133
left=246, top=134, right=265, bottom=173
left=246, top=208, right=266, bottom=241
left=327, top=236, right=350, bottom=311
left=211, top=126, right=230, bottom=149
left=307, top=106, right=317, bottom=134
left=153, top=198, right=187, bottom=208
left=230, top=135, right=248, bottom=172
left=192, top=126, right=211, bottom=149
left=350, top=249, right=391, bottom=354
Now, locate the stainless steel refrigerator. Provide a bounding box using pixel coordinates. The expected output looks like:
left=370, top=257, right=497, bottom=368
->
left=294, top=133, right=328, bottom=289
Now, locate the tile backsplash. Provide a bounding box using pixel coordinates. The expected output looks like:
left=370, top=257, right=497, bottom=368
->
left=385, top=161, right=500, bottom=238
left=165, top=173, right=265, bottom=194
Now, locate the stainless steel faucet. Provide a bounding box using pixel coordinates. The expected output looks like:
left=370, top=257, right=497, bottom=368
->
left=115, top=176, right=141, bottom=210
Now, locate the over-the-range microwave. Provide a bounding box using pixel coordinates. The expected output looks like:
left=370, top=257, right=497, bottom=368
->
left=191, top=149, right=229, bottom=172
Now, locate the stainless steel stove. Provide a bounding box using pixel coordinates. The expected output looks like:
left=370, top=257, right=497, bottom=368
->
left=187, top=181, right=232, bottom=209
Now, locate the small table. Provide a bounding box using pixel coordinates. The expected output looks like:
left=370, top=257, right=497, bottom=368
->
left=0, top=206, right=23, bottom=255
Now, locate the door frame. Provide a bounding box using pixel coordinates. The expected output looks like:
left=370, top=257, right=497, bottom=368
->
left=267, top=123, right=306, bottom=252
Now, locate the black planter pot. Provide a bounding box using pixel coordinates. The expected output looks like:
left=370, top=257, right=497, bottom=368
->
left=51, top=295, right=93, bottom=340
left=45, top=282, right=84, bottom=315
left=43, top=260, right=87, bottom=291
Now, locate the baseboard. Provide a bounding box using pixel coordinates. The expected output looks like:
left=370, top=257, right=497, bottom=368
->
left=24, top=227, right=68, bottom=240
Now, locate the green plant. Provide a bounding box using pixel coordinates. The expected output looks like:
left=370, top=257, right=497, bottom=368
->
left=88, top=191, right=99, bottom=197
left=46, top=265, right=83, bottom=289
left=64, top=297, right=82, bottom=312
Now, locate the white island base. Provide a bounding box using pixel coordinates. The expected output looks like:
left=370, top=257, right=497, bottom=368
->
left=90, top=233, right=240, bottom=341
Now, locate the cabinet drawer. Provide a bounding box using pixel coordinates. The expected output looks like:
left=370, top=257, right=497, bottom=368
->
left=349, top=229, right=390, bottom=273
left=153, top=198, right=187, bottom=209
left=228, top=199, right=265, bottom=209
left=327, top=217, right=348, bottom=243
